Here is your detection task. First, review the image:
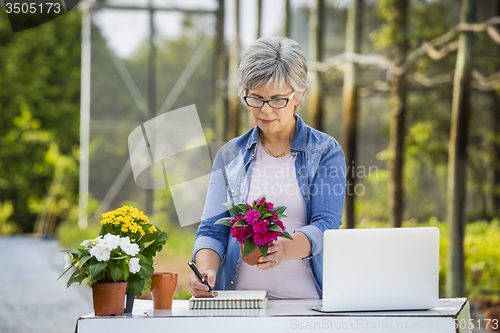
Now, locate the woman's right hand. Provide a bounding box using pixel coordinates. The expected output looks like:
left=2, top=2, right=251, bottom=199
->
left=188, top=269, right=218, bottom=298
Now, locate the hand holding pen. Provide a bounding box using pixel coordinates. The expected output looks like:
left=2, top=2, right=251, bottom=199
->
left=188, top=261, right=217, bottom=297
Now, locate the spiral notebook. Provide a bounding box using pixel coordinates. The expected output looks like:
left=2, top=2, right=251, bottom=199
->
left=188, top=290, right=268, bottom=309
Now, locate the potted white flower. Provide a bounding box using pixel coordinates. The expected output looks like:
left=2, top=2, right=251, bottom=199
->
left=58, top=233, right=146, bottom=316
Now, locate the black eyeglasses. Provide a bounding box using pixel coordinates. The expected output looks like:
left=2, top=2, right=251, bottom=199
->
left=244, top=91, right=296, bottom=109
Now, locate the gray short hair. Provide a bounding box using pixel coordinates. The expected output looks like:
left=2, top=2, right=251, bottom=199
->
left=237, top=36, right=309, bottom=109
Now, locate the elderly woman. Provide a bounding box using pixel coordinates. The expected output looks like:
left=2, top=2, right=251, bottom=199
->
left=188, top=36, right=346, bottom=299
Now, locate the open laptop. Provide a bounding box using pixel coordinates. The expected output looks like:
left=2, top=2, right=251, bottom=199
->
left=319, top=227, right=439, bottom=312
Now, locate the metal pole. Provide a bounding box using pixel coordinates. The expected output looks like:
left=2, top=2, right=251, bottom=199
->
left=78, top=1, right=92, bottom=229
left=228, top=0, right=240, bottom=140
left=145, top=0, right=156, bottom=216
left=215, top=0, right=226, bottom=142
left=284, top=0, right=291, bottom=37
left=256, top=0, right=262, bottom=39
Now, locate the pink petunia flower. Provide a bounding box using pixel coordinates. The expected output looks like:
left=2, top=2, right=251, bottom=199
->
left=231, top=226, right=254, bottom=244
left=252, top=219, right=269, bottom=234
left=266, top=202, right=274, bottom=212
left=274, top=220, right=285, bottom=232
left=271, top=213, right=279, bottom=220
left=245, top=209, right=260, bottom=225
left=256, top=197, right=266, bottom=207
left=253, top=230, right=281, bottom=246
left=230, top=215, right=244, bottom=226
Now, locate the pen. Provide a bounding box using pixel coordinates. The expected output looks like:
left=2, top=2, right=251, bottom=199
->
left=188, top=261, right=215, bottom=297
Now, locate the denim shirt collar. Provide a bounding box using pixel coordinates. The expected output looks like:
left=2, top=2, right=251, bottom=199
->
left=245, top=114, right=307, bottom=151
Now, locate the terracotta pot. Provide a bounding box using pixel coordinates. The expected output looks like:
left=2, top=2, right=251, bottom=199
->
left=241, top=244, right=265, bottom=266
left=91, top=282, right=127, bottom=316
left=150, top=272, right=178, bottom=309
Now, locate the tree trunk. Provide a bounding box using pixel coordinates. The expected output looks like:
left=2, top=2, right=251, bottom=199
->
left=446, top=0, right=475, bottom=298
left=215, top=0, right=226, bottom=142
left=228, top=0, right=240, bottom=141
left=341, top=0, right=364, bottom=229
left=308, top=0, right=325, bottom=130
left=493, top=2, right=500, bottom=215
left=387, top=0, right=409, bottom=229
left=493, top=92, right=500, bottom=214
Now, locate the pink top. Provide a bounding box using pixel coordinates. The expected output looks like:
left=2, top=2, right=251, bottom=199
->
left=234, top=139, right=320, bottom=299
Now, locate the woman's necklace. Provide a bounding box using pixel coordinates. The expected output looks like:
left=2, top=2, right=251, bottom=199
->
left=261, top=134, right=293, bottom=158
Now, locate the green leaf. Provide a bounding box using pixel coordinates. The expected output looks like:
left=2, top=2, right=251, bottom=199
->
left=242, top=238, right=257, bottom=259
left=139, top=232, right=157, bottom=243
left=142, top=231, right=168, bottom=258
left=258, top=244, right=269, bottom=257
left=222, top=202, right=240, bottom=216
left=215, top=217, right=233, bottom=226
left=233, top=220, right=249, bottom=227
left=79, top=255, right=91, bottom=268
left=90, top=262, right=108, bottom=280
left=122, top=261, right=129, bottom=282
left=267, top=224, right=284, bottom=233
left=235, top=203, right=250, bottom=214
left=261, top=213, right=272, bottom=219
left=61, top=249, right=83, bottom=255
left=111, top=264, right=123, bottom=282
left=273, top=206, right=287, bottom=215
left=127, top=278, right=145, bottom=298
left=280, top=231, right=294, bottom=241
left=66, top=270, right=85, bottom=288
left=139, top=261, right=154, bottom=276
left=57, top=265, right=74, bottom=281
left=135, top=254, right=151, bottom=265
left=111, top=255, right=129, bottom=260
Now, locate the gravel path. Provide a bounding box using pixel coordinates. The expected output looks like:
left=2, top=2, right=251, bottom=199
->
left=0, top=236, right=92, bottom=333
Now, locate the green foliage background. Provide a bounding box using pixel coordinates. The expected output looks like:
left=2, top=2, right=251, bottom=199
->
left=0, top=10, right=81, bottom=233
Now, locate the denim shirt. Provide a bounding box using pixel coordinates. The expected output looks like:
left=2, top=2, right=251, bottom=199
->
left=192, top=114, right=346, bottom=298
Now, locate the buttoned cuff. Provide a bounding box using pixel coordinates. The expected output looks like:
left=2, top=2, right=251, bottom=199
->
left=294, top=224, right=324, bottom=258
left=192, top=236, right=227, bottom=264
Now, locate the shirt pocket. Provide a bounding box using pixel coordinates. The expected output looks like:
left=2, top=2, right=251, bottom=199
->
left=226, top=182, right=241, bottom=201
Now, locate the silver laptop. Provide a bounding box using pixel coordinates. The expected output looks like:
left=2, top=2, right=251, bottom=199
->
left=320, top=227, right=439, bottom=312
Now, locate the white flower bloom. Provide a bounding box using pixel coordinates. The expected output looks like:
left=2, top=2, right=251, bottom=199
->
left=104, top=233, right=121, bottom=243
left=98, top=234, right=119, bottom=250
left=90, top=245, right=111, bottom=262
left=64, top=253, right=72, bottom=269
left=80, top=239, right=92, bottom=247
left=129, top=258, right=141, bottom=273
left=119, top=237, right=140, bottom=256
left=81, top=235, right=103, bottom=247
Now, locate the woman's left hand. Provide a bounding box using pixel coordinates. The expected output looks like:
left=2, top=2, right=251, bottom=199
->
left=257, top=240, right=284, bottom=270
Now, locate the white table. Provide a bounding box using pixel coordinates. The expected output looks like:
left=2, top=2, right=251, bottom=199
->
left=76, top=298, right=471, bottom=333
